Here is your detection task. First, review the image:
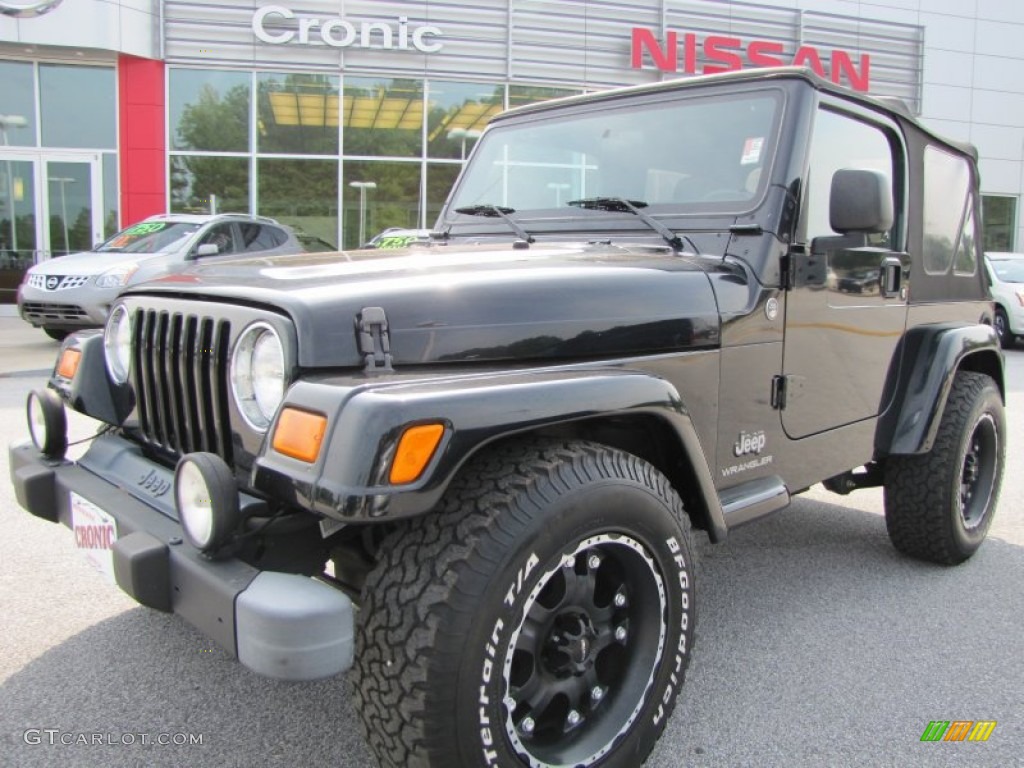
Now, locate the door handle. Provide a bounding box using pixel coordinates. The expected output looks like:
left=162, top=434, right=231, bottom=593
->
left=880, top=256, right=903, bottom=299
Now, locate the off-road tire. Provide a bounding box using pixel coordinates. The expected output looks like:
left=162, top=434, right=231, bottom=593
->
left=884, top=371, right=1004, bottom=564
left=351, top=438, right=697, bottom=768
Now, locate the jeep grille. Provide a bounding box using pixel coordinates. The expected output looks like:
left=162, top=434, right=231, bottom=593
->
left=131, top=309, right=233, bottom=464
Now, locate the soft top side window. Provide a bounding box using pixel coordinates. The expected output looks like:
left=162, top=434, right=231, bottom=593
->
left=923, top=146, right=973, bottom=276
left=804, top=107, right=900, bottom=250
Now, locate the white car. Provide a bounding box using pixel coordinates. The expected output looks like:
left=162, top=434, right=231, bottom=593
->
left=985, top=252, right=1024, bottom=347
left=18, top=213, right=330, bottom=340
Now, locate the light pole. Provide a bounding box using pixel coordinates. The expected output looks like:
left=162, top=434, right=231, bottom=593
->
left=447, top=127, right=483, bottom=160
left=48, top=176, right=75, bottom=255
left=349, top=180, right=377, bottom=247
left=0, top=114, right=28, bottom=255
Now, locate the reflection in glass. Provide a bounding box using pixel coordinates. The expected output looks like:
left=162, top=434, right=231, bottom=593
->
left=169, top=69, right=251, bottom=152
left=46, top=161, right=93, bottom=257
left=171, top=156, right=250, bottom=214
left=426, top=163, right=461, bottom=225
left=923, top=146, right=970, bottom=275
left=258, top=73, right=339, bottom=155
left=0, top=62, right=37, bottom=147
left=427, top=81, right=503, bottom=159
left=40, top=65, right=116, bottom=149
left=102, top=153, right=118, bottom=238
left=258, top=158, right=338, bottom=247
left=0, top=159, right=36, bottom=304
left=343, top=78, right=424, bottom=157
left=450, top=93, right=779, bottom=213
left=508, top=84, right=580, bottom=109
left=342, top=161, right=421, bottom=248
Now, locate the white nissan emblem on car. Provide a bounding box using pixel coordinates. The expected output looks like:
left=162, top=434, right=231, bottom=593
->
left=0, top=0, right=63, bottom=17
left=46, top=276, right=59, bottom=290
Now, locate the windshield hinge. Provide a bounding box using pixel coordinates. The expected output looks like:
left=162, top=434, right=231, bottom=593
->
left=771, top=375, right=787, bottom=410
left=357, top=307, right=393, bottom=373
left=781, top=245, right=805, bottom=291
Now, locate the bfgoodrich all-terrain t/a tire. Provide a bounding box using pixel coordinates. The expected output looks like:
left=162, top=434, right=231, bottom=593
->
left=352, top=439, right=697, bottom=768
left=884, top=371, right=1005, bottom=565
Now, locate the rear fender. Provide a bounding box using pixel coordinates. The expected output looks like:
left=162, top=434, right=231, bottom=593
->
left=876, top=323, right=1003, bottom=456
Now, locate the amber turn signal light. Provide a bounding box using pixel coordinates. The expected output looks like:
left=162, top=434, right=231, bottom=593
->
left=272, top=407, right=328, bottom=463
left=56, top=348, right=81, bottom=380
left=389, top=423, right=445, bottom=485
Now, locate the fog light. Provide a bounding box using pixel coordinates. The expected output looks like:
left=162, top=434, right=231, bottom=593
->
left=26, top=389, right=67, bottom=459
left=174, top=453, right=240, bottom=552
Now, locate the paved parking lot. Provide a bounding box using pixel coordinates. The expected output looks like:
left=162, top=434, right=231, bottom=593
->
left=0, top=315, right=1020, bottom=767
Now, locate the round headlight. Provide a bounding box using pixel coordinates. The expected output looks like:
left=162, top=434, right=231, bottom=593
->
left=230, top=322, right=285, bottom=430
left=174, top=452, right=240, bottom=552
left=104, top=304, right=132, bottom=383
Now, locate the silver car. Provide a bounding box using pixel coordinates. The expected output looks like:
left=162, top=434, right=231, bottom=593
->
left=985, top=251, right=1024, bottom=348
left=17, top=213, right=330, bottom=340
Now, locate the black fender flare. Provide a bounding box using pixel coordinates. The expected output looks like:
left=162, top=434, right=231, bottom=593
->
left=254, top=367, right=726, bottom=540
left=876, top=323, right=1004, bottom=456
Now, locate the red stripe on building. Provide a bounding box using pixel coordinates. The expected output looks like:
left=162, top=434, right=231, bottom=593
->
left=118, top=54, right=166, bottom=225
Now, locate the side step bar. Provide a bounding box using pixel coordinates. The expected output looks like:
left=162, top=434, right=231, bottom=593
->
left=720, top=475, right=790, bottom=530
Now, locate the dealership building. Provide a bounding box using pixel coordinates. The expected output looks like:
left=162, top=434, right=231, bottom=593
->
left=2, top=0, right=1023, bottom=307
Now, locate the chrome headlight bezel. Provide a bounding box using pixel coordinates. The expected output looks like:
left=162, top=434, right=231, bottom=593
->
left=103, top=304, right=133, bottom=384
left=230, top=321, right=285, bottom=431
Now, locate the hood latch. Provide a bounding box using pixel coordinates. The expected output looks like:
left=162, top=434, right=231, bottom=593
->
left=357, top=307, right=393, bottom=373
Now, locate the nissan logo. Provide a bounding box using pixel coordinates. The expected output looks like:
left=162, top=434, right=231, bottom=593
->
left=46, top=276, right=59, bottom=290
left=0, top=0, right=64, bottom=18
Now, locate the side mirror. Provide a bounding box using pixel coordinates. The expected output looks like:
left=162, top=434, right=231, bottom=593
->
left=829, top=169, right=893, bottom=234
left=196, top=243, right=219, bottom=257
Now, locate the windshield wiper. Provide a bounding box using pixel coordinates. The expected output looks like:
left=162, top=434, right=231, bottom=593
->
left=454, top=204, right=535, bottom=244
left=568, top=197, right=689, bottom=253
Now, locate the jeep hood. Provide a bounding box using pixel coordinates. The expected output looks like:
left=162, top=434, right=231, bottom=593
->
left=128, top=242, right=721, bottom=368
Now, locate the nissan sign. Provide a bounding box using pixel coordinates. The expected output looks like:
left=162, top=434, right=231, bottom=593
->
left=0, top=0, right=64, bottom=18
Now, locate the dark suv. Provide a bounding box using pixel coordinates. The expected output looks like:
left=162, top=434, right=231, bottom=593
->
left=10, top=67, right=1004, bottom=768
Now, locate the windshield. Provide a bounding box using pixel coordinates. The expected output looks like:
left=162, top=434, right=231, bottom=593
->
left=990, top=259, right=1024, bottom=283
left=448, top=89, right=782, bottom=216
left=95, top=221, right=201, bottom=254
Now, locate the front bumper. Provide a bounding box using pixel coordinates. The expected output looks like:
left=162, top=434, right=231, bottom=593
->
left=9, top=436, right=354, bottom=682
left=18, top=282, right=113, bottom=329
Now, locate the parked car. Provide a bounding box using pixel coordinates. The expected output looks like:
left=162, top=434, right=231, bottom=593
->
left=364, top=227, right=434, bottom=249
left=17, top=213, right=328, bottom=340
left=985, top=251, right=1024, bottom=347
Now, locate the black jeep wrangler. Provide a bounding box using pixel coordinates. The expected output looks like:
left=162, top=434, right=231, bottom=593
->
left=10, top=67, right=1004, bottom=768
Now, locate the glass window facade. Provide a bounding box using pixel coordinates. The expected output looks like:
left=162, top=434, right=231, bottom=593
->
left=982, top=195, right=1016, bottom=252
left=39, top=65, right=116, bottom=149
left=258, top=73, right=339, bottom=156
left=167, top=67, right=581, bottom=248
left=0, top=59, right=117, bottom=303
left=0, top=61, right=37, bottom=147
left=169, top=69, right=251, bottom=152
left=258, top=158, right=338, bottom=246
left=170, top=155, right=250, bottom=213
